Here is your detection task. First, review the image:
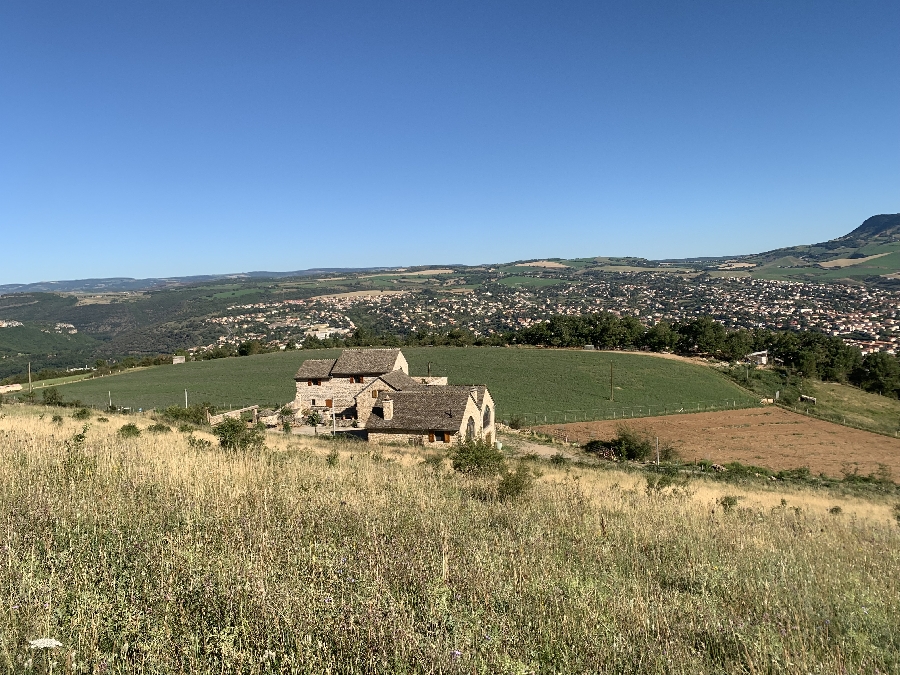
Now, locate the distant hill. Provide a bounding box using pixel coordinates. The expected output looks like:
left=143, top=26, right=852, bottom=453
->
left=744, top=213, right=900, bottom=283
left=0, top=268, right=393, bottom=295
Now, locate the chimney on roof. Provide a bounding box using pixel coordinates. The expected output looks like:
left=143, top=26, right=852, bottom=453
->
left=383, top=396, right=393, bottom=421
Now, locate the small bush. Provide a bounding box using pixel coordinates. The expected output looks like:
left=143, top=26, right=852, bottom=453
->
left=422, top=453, right=445, bottom=471
left=118, top=423, right=141, bottom=438
left=72, top=408, right=91, bottom=420
left=178, top=423, right=194, bottom=433
left=549, top=453, right=569, bottom=467
left=583, top=425, right=674, bottom=462
left=451, top=439, right=505, bottom=475
left=828, top=506, right=843, bottom=515
left=893, top=503, right=900, bottom=526
left=497, top=464, right=534, bottom=502
left=212, top=417, right=264, bottom=452
left=283, top=421, right=292, bottom=434
left=718, top=495, right=741, bottom=512
left=508, top=416, right=524, bottom=430
left=158, top=404, right=210, bottom=426
left=51, top=414, right=63, bottom=424
left=646, top=471, right=686, bottom=496
left=147, top=423, right=171, bottom=433
left=42, top=387, right=63, bottom=406
left=97, top=416, right=109, bottom=423
left=306, top=411, right=324, bottom=427
left=326, top=449, right=339, bottom=467
left=187, top=435, right=212, bottom=450
left=65, top=424, right=90, bottom=450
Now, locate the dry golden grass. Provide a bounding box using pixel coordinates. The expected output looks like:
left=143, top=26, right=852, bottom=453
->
left=0, top=405, right=898, bottom=674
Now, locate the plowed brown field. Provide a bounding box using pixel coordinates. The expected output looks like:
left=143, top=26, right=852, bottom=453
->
left=534, top=407, right=900, bottom=477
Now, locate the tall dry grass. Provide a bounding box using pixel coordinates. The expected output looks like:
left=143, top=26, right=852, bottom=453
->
left=0, top=405, right=898, bottom=674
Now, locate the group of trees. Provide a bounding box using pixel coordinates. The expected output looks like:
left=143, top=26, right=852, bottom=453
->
left=512, top=314, right=899, bottom=397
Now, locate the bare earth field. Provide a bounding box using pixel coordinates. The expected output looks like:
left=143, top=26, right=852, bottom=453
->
left=535, top=407, right=900, bottom=477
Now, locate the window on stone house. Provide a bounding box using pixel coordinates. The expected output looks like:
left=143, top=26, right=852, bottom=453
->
left=428, top=432, right=435, bottom=443
left=466, top=417, right=475, bottom=440
left=371, top=390, right=379, bottom=398
left=443, top=433, right=451, bottom=443
left=307, top=380, right=312, bottom=386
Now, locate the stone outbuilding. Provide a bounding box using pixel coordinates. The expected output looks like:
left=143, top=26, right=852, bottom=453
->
left=365, top=385, right=495, bottom=446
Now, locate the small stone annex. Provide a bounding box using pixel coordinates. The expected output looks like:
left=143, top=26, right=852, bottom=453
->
left=291, top=348, right=495, bottom=445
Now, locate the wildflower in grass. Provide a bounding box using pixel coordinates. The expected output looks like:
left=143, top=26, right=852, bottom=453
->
left=29, top=638, right=62, bottom=649
left=450, top=649, right=462, bottom=660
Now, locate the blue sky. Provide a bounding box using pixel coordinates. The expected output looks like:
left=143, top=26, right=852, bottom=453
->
left=1, top=1, right=898, bottom=283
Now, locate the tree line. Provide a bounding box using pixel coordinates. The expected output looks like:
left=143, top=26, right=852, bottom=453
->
left=192, top=314, right=900, bottom=399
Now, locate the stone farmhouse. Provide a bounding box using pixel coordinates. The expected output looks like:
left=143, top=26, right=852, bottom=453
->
left=292, top=348, right=495, bottom=445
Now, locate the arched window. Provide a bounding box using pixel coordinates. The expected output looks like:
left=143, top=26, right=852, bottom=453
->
left=466, top=416, right=475, bottom=440
left=482, top=405, right=492, bottom=430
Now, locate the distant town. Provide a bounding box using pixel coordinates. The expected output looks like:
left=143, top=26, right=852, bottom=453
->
left=193, top=272, right=900, bottom=356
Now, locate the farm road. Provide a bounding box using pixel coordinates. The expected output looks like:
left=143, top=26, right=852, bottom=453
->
left=535, top=407, right=900, bottom=478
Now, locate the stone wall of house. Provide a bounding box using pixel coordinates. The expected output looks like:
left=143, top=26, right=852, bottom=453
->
left=294, top=378, right=368, bottom=414
left=368, top=431, right=456, bottom=446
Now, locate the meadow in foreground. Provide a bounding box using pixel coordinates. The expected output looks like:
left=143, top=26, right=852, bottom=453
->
left=0, top=406, right=898, bottom=674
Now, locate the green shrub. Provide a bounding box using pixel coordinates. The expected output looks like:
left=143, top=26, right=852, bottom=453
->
left=283, top=421, right=292, bottom=434
left=42, top=387, right=63, bottom=406
left=306, top=411, right=324, bottom=427
left=157, top=404, right=210, bottom=426
left=326, top=449, right=339, bottom=467
left=118, top=423, right=141, bottom=438
left=828, top=506, right=843, bottom=515
left=72, top=407, right=91, bottom=420
left=549, top=453, right=569, bottom=466
left=583, top=424, right=667, bottom=462
left=451, top=439, right=505, bottom=475
left=497, top=465, right=534, bottom=502
left=645, top=471, right=687, bottom=496
left=97, top=416, right=109, bottom=423
left=212, top=417, right=264, bottom=452
left=51, top=414, right=63, bottom=425
left=508, top=416, right=524, bottom=430
left=178, top=423, right=194, bottom=433
left=893, top=503, right=900, bottom=526
left=65, top=424, right=90, bottom=450
left=148, top=423, right=171, bottom=434
left=718, top=495, right=741, bottom=512
left=187, top=435, right=212, bottom=450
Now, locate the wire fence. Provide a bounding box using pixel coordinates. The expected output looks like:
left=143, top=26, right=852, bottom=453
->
left=503, top=398, right=759, bottom=427
left=780, top=403, right=900, bottom=439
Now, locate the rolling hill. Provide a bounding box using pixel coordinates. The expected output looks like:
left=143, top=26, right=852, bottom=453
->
left=53, top=347, right=757, bottom=419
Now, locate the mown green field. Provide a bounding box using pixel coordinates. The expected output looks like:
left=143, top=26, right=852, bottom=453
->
left=55, top=348, right=757, bottom=416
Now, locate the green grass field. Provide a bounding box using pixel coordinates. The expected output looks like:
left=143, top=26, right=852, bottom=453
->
left=55, top=347, right=758, bottom=417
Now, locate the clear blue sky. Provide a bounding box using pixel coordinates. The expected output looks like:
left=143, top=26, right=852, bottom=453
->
left=1, top=1, right=898, bottom=283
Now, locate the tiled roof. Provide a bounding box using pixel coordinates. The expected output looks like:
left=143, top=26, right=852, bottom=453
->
left=331, top=348, right=402, bottom=376
left=366, top=387, right=475, bottom=433
left=380, top=369, right=422, bottom=391
left=294, top=359, right=336, bottom=380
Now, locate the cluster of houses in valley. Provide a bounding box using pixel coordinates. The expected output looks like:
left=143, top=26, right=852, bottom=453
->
left=289, top=348, right=496, bottom=446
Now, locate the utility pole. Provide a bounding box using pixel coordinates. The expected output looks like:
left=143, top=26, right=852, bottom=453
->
left=185, top=389, right=188, bottom=409
left=108, top=391, right=112, bottom=409
left=332, top=396, right=337, bottom=436
left=28, top=362, right=32, bottom=394
left=610, top=362, right=614, bottom=402
left=656, top=437, right=660, bottom=465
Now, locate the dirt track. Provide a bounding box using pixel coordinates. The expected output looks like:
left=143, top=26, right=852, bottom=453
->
left=534, top=407, right=900, bottom=478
